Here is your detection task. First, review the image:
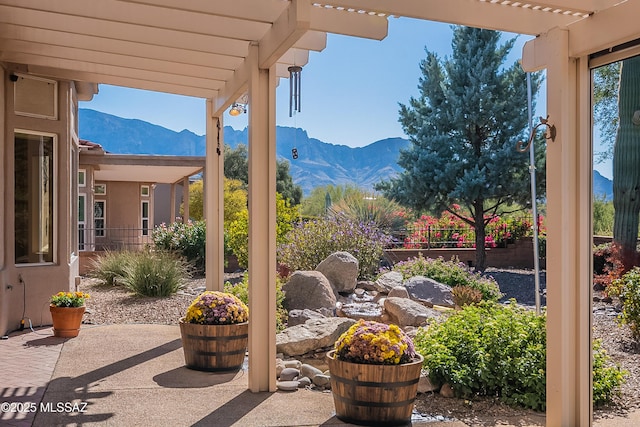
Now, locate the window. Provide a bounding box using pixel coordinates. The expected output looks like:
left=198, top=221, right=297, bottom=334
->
left=78, top=194, right=86, bottom=250
left=141, top=185, right=150, bottom=197
left=142, top=201, right=150, bottom=236
left=94, top=183, right=106, bottom=195
left=78, top=169, right=86, bottom=187
left=14, top=132, right=55, bottom=264
left=94, top=200, right=105, bottom=237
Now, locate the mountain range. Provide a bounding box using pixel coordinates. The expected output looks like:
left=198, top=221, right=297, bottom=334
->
left=78, top=108, right=614, bottom=199
left=79, top=108, right=406, bottom=195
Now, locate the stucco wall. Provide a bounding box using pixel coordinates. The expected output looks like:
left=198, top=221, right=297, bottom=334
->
left=1, top=69, right=79, bottom=335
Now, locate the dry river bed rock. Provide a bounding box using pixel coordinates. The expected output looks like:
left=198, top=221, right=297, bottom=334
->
left=79, top=268, right=640, bottom=426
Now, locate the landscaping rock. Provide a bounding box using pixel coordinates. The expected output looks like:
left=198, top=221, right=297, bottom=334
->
left=404, top=275, right=455, bottom=308
left=384, top=297, right=441, bottom=327
left=282, top=271, right=337, bottom=313
left=375, top=271, right=404, bottom=293
left=276, top=317, right=356, bottom=356
left=388, top=285, right=410, bottom=298
left=287, top=309, right=326, bottom=327
left=316, top=251, right=359, bottom=293
left=279, top=367, right=300, bottom=381
left=440, top=383, right=455, bottom=398
left=276, top=380, right=299, bottom=391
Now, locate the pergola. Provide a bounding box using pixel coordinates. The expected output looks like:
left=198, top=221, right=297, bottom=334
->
left=2, top=1, right=639, bottom=425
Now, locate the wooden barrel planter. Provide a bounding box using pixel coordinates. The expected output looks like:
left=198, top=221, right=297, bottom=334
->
left=50, top=305, right=86, bottom=338
left=179, top=320, right=248, bottom=372
left=327, top=350, right=423, bottom=426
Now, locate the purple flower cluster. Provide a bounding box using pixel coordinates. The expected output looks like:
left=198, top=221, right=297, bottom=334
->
left=334, top=320, right=416, bottom=365
left=184, top=291, right=249, bottom=325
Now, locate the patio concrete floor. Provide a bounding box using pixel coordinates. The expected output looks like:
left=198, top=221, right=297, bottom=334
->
left=0, top=323, right=638, bottom=427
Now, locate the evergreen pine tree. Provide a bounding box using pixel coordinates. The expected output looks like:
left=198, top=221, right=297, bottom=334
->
left=377, top=26, right=543, bottom=271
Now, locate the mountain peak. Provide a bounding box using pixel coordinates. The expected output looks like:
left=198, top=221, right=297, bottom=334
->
left=78, top=108, right=408, bottom=194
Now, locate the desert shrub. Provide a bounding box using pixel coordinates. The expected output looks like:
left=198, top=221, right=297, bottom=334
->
left=593, top=195, right=614, bottom=236
left=277, top=214, right=392, bottom=279
left=451, top=285, right=483, bottom=307
left=226, top=193, right=300, bottom=269
left=327, top=193, right=409, bottom=233
left=152, top=220, right=206, bottom=273
left=88, top=250, right=132, bottom=286
left=608, top=267, right=640, bottom=339
left=593, top=339, right=627, bottom=406
left=223, top=273, right=288, bottom=332
left=593, top=242, right=625, bottom=290
left=120, top=250, right=189, bottom=297
left=388, top=255, right=502, bottom=301
left=414, top=301, right=625, bottom=411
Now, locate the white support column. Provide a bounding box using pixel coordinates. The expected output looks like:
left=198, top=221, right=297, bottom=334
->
left=205, top=101, right=225, bottom=291
left=170, top=183, right=176, bottom=222
left=543, top=28, right=593, bottom=426
left=182, top=176, right=189, bottom=222
left=247, top=42, right=277, bottom=392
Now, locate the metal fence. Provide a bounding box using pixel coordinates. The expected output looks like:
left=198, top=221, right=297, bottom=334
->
left=389, top=226, right=482, bottom=249
left=79, top=226, right=152, bottom=251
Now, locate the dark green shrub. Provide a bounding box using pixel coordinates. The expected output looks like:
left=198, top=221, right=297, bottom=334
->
left=120, top=250, right=189, bottom=297
left=414, top=301, right=625, bottom=411
left=152, top=220, right=206, bottom=273
left=389, top=255, right=502, bottom=301
left=277, top=214, right=392, bottom=279
left=88, top=250, right=132, bottom=286
left=608, top=266, right=640, bottom=339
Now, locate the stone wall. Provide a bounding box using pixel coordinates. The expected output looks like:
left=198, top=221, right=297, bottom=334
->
left=384, top=237, right=546, bottom=270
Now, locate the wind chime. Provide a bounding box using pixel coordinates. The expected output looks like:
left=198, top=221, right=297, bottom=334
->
left=289, top=65, right=302, bottom=159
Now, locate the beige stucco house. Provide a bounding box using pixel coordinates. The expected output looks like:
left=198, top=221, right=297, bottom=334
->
left=76, top=140, right=204, bottom=273
left=1, top=1, right=639, bottom=425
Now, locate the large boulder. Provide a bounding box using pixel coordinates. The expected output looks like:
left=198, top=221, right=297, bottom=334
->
left=375, top=271, right=404, bottom=293
left=403, top=276, right=455, bottom=308
left=384, top=297, right=442, bottom=327
left=315, top=252, right=358, bottom=293
left=282, top=271, right=337, bottom=315
left=287, top=309, right=326, bottom=327
left=276, top=317, right=356, bottom=356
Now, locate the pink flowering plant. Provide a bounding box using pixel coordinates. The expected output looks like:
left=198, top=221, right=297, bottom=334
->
left=184, top=291, right=249, bottom=325
left=334, top=319, right=416, bottom=365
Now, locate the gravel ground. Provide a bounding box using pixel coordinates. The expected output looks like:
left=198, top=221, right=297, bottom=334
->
left=79, top=268, right=639, bottom=425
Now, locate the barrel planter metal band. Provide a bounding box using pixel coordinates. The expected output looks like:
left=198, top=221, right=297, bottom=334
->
left=327, top=350, right=423, bottom=426
left=179, top=320, right=248, bottom=372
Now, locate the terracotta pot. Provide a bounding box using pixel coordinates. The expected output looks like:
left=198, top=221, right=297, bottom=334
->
left=179, top=320, right=248, bottom=372
left=327, top=349, right=423, bottom=426
left=50, top=305, right=85, bottom=338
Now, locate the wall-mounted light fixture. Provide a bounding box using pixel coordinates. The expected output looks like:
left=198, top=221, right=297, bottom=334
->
left=9, top=74, right=18, bottom=82
left=516, top=116, right=556, bottom=152
left=229, top=93, right=248, bottom=117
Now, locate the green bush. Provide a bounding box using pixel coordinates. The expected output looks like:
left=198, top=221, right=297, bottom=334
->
left=223, top=273, right=288, bottom=332
left=120, top=250, right=189, bottom=297
left=414, top=301, right=626, bottom=410
left=226, top=193, right=300, bottom=269
left=327, top=193, right=408, bottom=233
left=593, top=195, right=614, bottom=236
left=88, top=250, right=132, bottom=286
left=451, top=285, right=483, bottom=306
left=152, top=220, right=206, bottom=273
left=609, top=266, right=640, bottom=339
left=388, top=255, right=502, bottom=301
left=277, top=214, right=392, bottom=279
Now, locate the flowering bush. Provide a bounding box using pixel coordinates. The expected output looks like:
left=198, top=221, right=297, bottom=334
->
left=152, top=220, right=206, bottom=273
left=184, top=291, right=249, bottom=325
left=334, top=320, right=416, bottom=365
left=403, top=205, right=542, bottom=249
left=278, top=214, right=392, bottom=279
left=50, top=291, right=90, bottom=307
left=387, top=255, right=502, bottom=301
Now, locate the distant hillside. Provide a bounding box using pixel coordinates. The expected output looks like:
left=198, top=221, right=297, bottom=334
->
left=79, top=108, right=615, bottom=199
left=593, top=170, right=613, bottom=201
left=79, top=108, right=408, bottom=194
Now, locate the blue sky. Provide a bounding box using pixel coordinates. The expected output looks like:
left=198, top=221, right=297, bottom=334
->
left=78, top=17, right=612, bottom=178
left=81, top=18, right=534, bottom=146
